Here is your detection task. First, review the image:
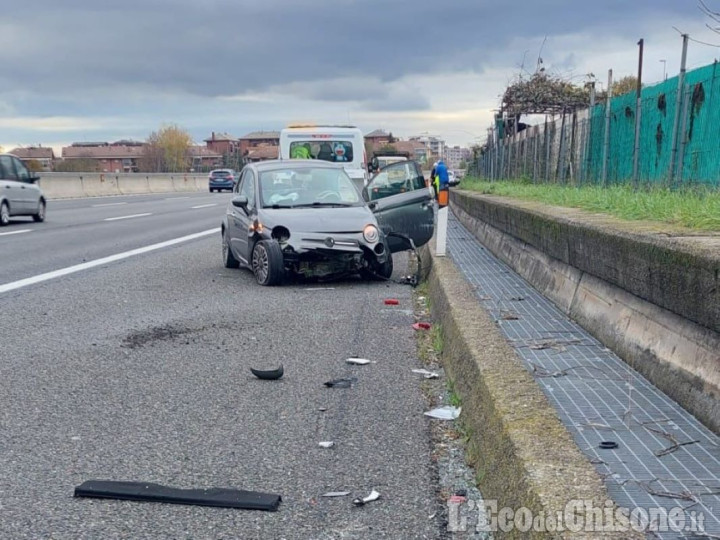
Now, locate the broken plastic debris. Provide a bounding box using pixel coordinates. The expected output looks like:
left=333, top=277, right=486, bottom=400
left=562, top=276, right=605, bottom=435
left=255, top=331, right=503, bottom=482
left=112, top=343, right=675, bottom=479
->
left=74, top=480, right=281, bottom=511
left=250, top=365, right=284, bottom=380
left=324, top=378, right=355, bottom=388
left=346, top=358, right=373, bottom=365
left=424, top=406, right=461, bottom=420
left=412, top=322, right=431, bottom=331
left=322, top=491, right=351, bottom=497
left=352, top=489, right=381, bottom=506
left=318, top=441, right=334, bottom=448
left=384, top=298, right=399, bottom=305
left=599, top=441, right=619, bottom=449
left=412, top=369, right=440, bottom=379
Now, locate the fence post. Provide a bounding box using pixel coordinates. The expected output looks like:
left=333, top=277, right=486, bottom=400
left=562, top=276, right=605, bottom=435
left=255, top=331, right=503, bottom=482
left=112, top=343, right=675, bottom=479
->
left=602, top=69, right=613, bottom=187
left=569, top=111, right=578, bottom=184
left=557, top=110, right=567, bottom=183
left=544, top=116, right=552, bottom=182
left=632, top=38, right=644, bottom=187
left=532, top=126, right=539, bottom=183
left=669, top=34, right=689, bottom=187
left=584, top=83, right=596, bottom=184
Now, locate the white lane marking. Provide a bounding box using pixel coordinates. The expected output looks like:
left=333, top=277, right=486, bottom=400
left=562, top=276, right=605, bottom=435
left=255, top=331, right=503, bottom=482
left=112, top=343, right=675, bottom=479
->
left=166, top=196, right=190, bottom=200
left=0, top=229, right=32, bottom=237
left=191, top=203, right=218, bottom=209
left=92, top=202, right=127, bottom=207
left=0, top=228, right=220, bottom=295
left=104, top=213, right=152, bottom=222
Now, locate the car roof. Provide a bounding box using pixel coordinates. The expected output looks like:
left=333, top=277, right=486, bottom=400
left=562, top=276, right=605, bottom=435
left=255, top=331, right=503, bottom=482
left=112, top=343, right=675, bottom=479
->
left=252, top=159, right=346, bottom=172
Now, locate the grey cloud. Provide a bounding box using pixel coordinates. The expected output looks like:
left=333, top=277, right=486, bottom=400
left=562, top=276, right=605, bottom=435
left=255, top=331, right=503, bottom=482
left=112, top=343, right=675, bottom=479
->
left=0, top=0, right=692, bottom=109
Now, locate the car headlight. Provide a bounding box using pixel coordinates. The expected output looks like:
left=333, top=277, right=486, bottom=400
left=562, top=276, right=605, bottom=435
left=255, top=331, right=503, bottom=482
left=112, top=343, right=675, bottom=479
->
left=363, top=224, right=379, bottom=243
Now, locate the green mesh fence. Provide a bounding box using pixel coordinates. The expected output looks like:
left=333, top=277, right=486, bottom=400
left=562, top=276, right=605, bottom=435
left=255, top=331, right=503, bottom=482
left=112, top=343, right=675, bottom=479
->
left=478, top=61, right=720, bottom=188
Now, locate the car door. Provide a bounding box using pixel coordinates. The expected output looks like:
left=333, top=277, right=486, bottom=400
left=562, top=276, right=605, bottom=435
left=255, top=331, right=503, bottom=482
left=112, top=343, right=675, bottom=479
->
left=364, top=161, right=434, bottom=253
left=11, top=156, right=40, bottom=212
left=228, top=168, right=257, bottom=263
left=0, top=155, right=24, bottom=214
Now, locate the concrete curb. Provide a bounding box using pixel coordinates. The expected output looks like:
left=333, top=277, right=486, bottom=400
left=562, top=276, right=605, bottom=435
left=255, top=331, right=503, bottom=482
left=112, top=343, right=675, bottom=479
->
left=451, top=194, right=720, bottom=435
left=422, top=241, right=641, bottom=539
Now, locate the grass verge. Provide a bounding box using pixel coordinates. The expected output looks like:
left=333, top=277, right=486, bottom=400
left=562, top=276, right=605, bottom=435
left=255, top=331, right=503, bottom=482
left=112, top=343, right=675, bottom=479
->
left=460, top=177, right=720, bottom=231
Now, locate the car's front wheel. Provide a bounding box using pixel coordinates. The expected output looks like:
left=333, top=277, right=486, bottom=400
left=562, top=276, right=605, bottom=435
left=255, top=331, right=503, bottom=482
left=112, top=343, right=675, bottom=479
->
left=222, top=229, right=240, bottom=269
left=360, top=254, right=393, bottom=280
left=0, top=202, right=9, bottom=226
left=32, top=199, right=46, bottom=222
left=252, top=240, right=284, bottom=286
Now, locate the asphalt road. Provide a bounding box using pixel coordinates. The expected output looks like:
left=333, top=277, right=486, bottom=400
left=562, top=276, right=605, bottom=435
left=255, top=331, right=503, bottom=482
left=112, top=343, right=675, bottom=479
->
left=0, top=193, right=443, bottom=539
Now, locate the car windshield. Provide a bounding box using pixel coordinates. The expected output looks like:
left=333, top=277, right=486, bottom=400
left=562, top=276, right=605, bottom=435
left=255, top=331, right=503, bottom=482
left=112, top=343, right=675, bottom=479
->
left=259, top=167, right=362, bottom=208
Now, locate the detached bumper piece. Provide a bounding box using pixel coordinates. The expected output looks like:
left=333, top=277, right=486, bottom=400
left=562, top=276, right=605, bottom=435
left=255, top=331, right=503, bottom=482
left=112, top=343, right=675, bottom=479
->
left=74, top=480, right=281, bottom=511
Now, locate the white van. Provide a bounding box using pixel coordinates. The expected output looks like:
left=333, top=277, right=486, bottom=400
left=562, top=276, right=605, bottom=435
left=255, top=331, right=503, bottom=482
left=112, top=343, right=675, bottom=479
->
left=279, top=125, right=367, bottom=190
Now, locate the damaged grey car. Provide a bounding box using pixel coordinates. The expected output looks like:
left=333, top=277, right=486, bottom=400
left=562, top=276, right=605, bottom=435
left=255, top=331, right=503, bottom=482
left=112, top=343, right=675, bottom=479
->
left=221, top=159, right=434, bottom=285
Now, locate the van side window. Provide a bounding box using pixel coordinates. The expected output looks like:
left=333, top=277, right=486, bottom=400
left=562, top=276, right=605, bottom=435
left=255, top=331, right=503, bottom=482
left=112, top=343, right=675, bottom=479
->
left=0, top=156, right=18, bottom=181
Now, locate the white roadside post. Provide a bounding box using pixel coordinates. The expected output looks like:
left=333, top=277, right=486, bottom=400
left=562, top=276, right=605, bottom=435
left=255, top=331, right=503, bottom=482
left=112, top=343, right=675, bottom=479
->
left=436, top=186, right=449, bottom=257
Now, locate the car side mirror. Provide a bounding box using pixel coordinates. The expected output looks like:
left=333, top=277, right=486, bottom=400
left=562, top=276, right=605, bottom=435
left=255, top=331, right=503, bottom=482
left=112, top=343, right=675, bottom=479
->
left=232, top=194, right=249, bottom=209
left=28, top=173, right=41, bottom=183
left=361, top=187, right=370, bottom=202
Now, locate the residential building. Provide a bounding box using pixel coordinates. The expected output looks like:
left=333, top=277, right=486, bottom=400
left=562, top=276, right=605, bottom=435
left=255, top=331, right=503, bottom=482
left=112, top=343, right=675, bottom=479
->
left=9, top=146, right=55, bottom=171
left=204, top=132, right=240, bottom=155
left=188, top=145, right=223, bottom=170
left=239, top=131, right=280, bottom=156
left=444, top=145, right=471, bottom=169
left=368, top=140, right=429, bottom=165
left=408, top=135, right=446, bottom=162
left=245, top=144, right=280, bottom=163
left=364, top=129, right=391, bottom=145
left=61, top=141, right=145, bottom=172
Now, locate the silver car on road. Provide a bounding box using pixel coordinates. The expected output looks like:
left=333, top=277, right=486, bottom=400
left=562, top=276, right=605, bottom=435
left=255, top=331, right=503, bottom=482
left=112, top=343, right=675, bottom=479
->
left=0, top=154, right=46, bottom=226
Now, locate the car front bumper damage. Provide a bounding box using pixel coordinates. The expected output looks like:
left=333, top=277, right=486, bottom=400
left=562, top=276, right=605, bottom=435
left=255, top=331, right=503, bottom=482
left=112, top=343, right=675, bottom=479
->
left=277, top=231, right=388, bottom=278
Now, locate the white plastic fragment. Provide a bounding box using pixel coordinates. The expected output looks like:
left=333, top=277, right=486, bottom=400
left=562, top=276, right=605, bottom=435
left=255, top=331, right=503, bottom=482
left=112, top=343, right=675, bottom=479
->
left=319, top=441, right=335, bottom=448
left=352, top=489, right=381, bottom=506
left=346, top=358, right=373, bottom=365
left=424, top=406, right=461, bottom=420
left=322, top=491, right=351, bottom=497
left=412, top=369, right=440, bottom=379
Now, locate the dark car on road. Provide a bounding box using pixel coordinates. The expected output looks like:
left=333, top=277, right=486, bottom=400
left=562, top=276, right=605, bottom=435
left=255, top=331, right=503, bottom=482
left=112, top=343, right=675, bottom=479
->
left=0, top=153, right=46, bottom=226
left=208, top=169, right=236, bottom=192
left=221, top=160, right=434, bottom=285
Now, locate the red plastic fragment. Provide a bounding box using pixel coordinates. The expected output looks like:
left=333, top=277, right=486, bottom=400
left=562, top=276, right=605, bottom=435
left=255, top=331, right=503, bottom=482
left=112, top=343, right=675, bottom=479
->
left=384, top=299, right=399, bottom=305
left=412, top=322, right=432, bottom=331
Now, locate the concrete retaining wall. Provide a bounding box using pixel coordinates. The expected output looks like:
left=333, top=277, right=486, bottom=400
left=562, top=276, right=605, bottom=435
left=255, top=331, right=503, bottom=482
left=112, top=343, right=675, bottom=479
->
left=422, top=241, right=639, bottom=539
left=450, top=190, right=720, bottom=434
left=37, top=173, right=208, bottom=199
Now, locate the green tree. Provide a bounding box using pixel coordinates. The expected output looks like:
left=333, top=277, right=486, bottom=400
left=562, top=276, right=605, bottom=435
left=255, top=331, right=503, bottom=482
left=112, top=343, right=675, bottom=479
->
left=612, top=76, right=639, bottom=96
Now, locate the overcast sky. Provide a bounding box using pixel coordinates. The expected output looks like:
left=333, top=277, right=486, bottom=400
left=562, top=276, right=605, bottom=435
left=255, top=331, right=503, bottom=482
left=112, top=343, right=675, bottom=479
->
left=1, top=0, right=719, bottom=152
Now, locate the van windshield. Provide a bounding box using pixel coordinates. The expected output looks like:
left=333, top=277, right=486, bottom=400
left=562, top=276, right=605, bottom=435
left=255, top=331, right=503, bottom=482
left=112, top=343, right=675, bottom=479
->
left=289, top=140, right=354, bottom=163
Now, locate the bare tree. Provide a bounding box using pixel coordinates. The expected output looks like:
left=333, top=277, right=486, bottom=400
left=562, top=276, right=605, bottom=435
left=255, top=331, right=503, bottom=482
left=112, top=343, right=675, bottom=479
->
left=699, top=0, right=720, bottom=32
